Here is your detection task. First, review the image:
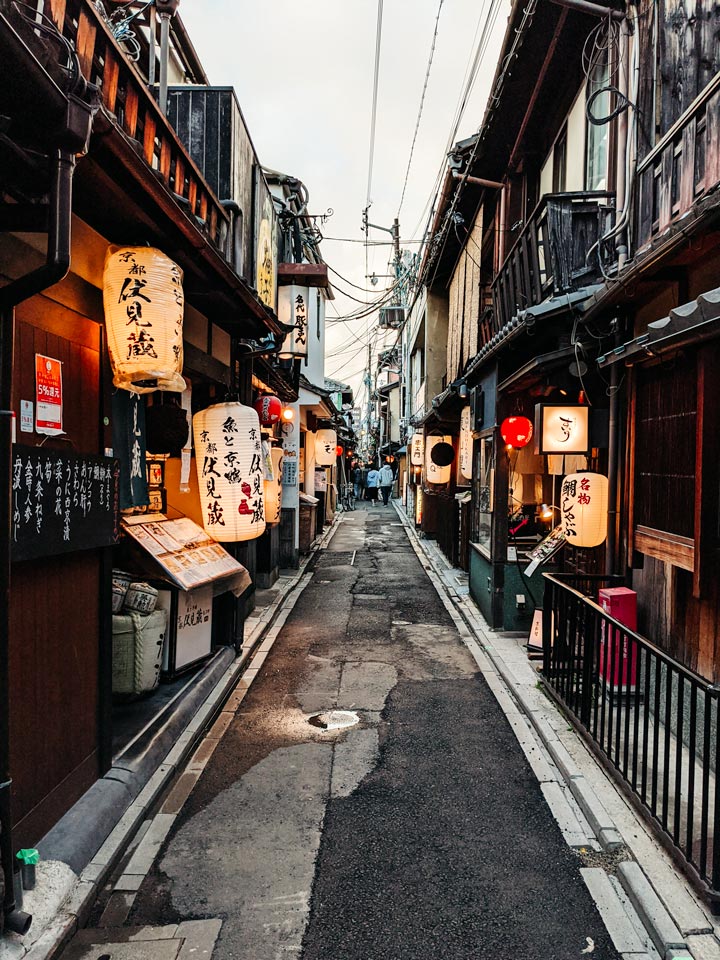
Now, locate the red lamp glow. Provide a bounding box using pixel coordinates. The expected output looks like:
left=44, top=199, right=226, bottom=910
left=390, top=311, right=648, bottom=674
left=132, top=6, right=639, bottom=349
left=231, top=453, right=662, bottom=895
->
left=253, top=395, right=282, bottom=426
left=500, top=416, right=533, bottom=448
left=336, top=445, right=344, bottom=456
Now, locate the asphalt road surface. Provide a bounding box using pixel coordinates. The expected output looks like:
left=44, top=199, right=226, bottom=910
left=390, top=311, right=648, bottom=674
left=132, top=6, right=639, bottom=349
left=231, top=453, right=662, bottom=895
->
left=127, top=503, right=620, bottom=960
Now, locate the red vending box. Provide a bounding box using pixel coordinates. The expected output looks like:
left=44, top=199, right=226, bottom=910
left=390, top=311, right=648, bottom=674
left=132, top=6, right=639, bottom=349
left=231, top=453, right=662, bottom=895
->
left=598, top=587, right=637, bottom=693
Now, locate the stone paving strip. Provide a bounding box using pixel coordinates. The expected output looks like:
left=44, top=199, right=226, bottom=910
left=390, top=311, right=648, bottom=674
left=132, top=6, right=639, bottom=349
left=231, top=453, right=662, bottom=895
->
left=391, top=501, right=718, bottom=960
left=6, top=526, right=339, bottom=960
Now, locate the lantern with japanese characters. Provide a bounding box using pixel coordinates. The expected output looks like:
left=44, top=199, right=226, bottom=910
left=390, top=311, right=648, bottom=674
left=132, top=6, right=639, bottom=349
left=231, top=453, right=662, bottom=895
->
left=103, top=246, right=185, bottom=394
left=264, top=447, right=284, bottom=525
left=410, top=433, right=424, bottom=466
left=425, top=435, right=453, bottom=484
left=560, top=471, right=608, bottom=548
left=254, top=394, right=283, bottom=426
left=278, top=284, right=309, bottom=359
left=193, top=402, right=266, bottom=541
left=500, top=416, right=533, bottom=449
left=459, top=405, right=473, bottom=480
left=315, top=429, right=337, bottom=466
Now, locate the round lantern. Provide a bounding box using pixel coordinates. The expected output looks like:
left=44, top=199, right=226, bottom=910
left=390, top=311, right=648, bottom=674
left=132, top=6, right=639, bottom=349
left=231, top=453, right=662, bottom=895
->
left=425, top=435, right=452, bottom=484
left=193, top=402, right=266, bottom=542
left=336, top=445, right=344, bottom=457
left=254, top=394, right=282, bottom=426
left=264, top=447, right=284, bottom=525
left=410, top=433, right=424, bottom=467
left=500, top=416, right=533, bottom=448
left=560, top=472, right=608, bottom=548
left=103, top=246, right=185, bottom=394
left=315, top=429, right=337, bottom=467
left=459, top=405, right=473, bottom=481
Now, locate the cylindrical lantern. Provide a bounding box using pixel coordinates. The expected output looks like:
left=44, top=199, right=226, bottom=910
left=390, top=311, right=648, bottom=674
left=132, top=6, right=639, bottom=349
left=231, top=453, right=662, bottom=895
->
left=315, top=429, right=337, bottom=466
left=425, top=435, right=452, bottom=484
left=254, top=394, right=283, bottom=426
left=264, top=447, right=284, bottom=525
left=103, top=246, right=185, bottom=394
left=410, top=433, right=424, bottom=466
left=561, top=472, right=608, bottom=548
left=500, top=416, right=533, bottom=448
left=459, top=405, right=473, bottom=481
left=278, top=284, right=309, bottom=359
left=193, top=402, right=266, bottom=541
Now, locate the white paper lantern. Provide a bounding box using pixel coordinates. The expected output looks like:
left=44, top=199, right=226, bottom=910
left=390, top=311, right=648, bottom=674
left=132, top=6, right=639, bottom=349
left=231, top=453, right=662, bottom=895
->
left=193, top=402, right=266, bottom=541
left=459, top=405, right=473, bottom=480
left=315, top=429, right=337, bottom=466
left=264, top=447, right=284, bottom=525
left=560, top=472, right=608, bottom=548
left=425, top=435, right=452, bottom=485
left=278, top=284, right=309, bottom=359
left=103, top=246, right=185, bottom=394
left=410, top=433, right=424, bottom=466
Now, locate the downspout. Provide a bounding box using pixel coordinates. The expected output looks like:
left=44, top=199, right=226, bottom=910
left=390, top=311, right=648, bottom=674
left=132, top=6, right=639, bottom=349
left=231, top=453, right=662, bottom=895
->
left=0, top=147, right=75, bottom=934
left=605, top=327, right=621, bottom=577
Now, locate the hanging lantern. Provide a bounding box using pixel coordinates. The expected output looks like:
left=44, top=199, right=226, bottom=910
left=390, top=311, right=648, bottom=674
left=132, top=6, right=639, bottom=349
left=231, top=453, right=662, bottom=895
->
left=193, top=402, right=266, bottom=542
left=253, top=394, right=283, bottom=426
left=103, top=246, right=185, bottom=394
left=410, top=433, right=424, bottom=466
left=561, top=472, right=608, bottom=548
left=425, top=435, right=452, bottom=484
left=459, top=405, right=473, bottom=480
left=315, top=428, right=337, bottom=466
left=264, top=447, right=284, bottom=525
left=500, top=416, right=533, bottom=448
left=336, top=445, right=344, bottom=457
left=278, top=284, right=309, bottom=359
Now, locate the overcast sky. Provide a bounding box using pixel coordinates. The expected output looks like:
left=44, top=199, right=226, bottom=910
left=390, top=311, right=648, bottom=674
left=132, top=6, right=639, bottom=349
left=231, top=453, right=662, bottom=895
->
left=180, top=0, right=510, bottom=404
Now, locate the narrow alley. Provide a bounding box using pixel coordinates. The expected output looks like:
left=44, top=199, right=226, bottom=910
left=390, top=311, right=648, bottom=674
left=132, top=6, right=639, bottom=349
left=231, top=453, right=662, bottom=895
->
left=60, top=504, right=625, bottom=960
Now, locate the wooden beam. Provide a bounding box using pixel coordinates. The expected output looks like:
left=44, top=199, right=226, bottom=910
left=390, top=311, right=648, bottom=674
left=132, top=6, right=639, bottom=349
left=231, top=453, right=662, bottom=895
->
left=277, top=262, right=330, bottom=288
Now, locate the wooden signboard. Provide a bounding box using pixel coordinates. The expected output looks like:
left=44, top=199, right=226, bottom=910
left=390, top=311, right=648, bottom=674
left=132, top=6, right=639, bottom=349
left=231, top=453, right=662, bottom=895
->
left=11, top=445, right=119, bottom=562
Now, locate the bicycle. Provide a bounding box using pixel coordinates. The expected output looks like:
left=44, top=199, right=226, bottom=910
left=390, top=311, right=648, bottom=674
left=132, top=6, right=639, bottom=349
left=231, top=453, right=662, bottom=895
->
left=338, top=483, right=355, bottom=512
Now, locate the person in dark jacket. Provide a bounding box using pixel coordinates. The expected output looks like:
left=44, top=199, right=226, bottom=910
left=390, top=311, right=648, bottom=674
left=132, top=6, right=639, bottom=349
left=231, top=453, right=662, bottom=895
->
left=352, top=462, right=364, bottom=501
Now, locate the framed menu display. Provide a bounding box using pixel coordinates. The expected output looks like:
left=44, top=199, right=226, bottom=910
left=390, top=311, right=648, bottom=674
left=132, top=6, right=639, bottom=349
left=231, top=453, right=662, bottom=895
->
left=122, top=515, right=245, bottom=591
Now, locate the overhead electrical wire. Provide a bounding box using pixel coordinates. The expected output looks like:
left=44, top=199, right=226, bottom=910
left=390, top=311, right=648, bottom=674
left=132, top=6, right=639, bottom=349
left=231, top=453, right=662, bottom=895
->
left=397, top=0, right=446, bottom=218
left=365, top=0, right=384, bottom=210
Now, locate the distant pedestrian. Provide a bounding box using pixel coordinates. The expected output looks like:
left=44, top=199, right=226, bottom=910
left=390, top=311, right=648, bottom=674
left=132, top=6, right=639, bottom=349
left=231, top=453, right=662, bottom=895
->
left=352, top=462, right=364, bottom=501
left=365, top=467, right=380, bottom=505
left=378, top=462, right=394, bottom=505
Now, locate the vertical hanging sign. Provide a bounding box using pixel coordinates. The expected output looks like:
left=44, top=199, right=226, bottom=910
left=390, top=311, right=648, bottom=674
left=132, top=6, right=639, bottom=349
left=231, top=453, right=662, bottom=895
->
left=35, top=354, right=64, bottom=435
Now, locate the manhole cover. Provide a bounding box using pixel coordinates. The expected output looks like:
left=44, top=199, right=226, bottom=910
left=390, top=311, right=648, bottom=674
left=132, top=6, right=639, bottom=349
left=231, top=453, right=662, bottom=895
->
left=308, top=710, right=360, bottom=731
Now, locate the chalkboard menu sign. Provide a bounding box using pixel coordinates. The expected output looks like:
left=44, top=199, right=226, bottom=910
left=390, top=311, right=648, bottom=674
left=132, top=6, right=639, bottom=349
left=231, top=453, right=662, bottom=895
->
left=11, top=445, right=120, bottom=562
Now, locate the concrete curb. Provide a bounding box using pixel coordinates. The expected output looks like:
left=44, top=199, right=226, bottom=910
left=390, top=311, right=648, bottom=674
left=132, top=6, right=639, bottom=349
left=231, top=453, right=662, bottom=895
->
left=5, top=519, right=340, bottom=960
left=390, top=501, right=711, bottom=960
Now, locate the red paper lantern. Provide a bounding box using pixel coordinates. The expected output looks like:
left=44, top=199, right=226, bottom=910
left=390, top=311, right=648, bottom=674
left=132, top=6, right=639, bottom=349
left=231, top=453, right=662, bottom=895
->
left=253, top=394, right=282, bottom=426
left=500, top=416, right=533, bottom=448
left=336, top=445, right=344, bottom=456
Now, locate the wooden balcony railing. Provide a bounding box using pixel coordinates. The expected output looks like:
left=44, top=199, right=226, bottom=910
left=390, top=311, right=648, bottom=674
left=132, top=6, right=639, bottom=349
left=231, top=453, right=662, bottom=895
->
left=39, top=0, right=230, bottom=250
left=491, top=192, right=615, bottom=335
left=636, top=74, right=720, bottom=251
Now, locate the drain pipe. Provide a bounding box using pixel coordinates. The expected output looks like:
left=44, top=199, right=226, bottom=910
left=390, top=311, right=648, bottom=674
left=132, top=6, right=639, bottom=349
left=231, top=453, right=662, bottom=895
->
left=0, top=147, right=75, bottom=935
left=605, top=327, right=621, bottom=578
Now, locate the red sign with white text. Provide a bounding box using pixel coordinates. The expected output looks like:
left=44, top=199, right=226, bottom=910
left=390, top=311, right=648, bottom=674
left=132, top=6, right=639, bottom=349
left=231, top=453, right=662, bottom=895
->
left=35, top=354, right=64, bottom=435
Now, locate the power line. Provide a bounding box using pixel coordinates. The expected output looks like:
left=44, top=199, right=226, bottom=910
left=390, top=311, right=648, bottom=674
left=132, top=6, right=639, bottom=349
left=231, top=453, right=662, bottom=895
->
left=397, top=0, right=446, bottom=218
left=366, top=0, right=384, bottom=209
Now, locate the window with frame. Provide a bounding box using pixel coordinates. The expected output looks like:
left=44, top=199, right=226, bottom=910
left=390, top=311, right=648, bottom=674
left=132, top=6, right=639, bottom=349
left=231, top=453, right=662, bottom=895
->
left=471, top=433, right=494, bottom=556
left=586, top=55, right=610, bottom=190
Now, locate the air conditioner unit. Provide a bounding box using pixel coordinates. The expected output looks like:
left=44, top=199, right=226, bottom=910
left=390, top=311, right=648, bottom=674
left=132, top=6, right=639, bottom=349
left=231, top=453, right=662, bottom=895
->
left=378, top=306, right=405, bottom=329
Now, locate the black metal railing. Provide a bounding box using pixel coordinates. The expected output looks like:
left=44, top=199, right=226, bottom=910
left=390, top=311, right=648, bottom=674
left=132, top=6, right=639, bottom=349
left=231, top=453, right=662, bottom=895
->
left=542, top=573, right=720, bottom=900
left=491, top=192, right=615, bottom=333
